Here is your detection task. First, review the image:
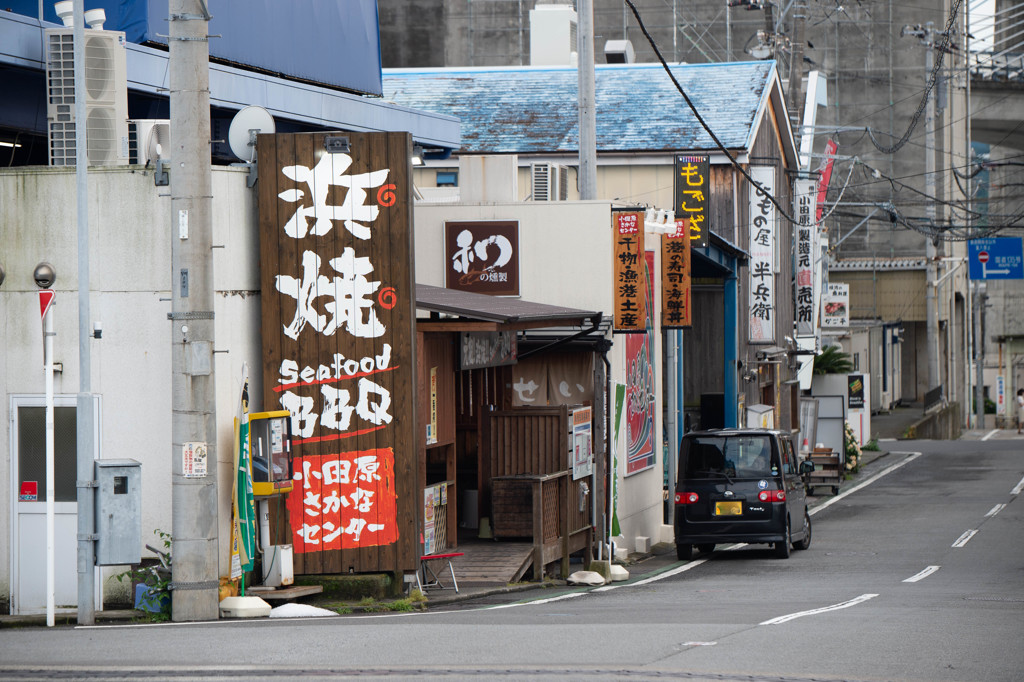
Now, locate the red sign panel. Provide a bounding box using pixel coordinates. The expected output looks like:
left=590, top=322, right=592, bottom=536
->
left=19, top=481, right=38, bottom=501
left=38, top=290, right=54, bottom=320
left=283, top=449, right=398, bottom=550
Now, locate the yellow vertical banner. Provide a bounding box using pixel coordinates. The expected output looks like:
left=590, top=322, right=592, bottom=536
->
left=428, top=366, right=438, bottom=445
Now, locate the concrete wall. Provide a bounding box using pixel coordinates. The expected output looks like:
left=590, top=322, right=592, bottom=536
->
left=414, top=200, right=672, bottom=546
left=1, top=165, right=259, bottom=607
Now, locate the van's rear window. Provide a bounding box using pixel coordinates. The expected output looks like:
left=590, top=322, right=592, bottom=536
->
left=682, top=435, right=776, bottom=478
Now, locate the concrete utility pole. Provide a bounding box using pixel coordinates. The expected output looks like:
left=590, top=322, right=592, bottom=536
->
left=72, top=0, right=97, bottom=628
left=923, top=25, right=941, bottom=398
left=787, top=3, right=807, bottom=123
left=577, top=0, right=597, bottom=200
left=168, top=0, right=219, bottom=622
left=904, top=23, right=942, bottom=396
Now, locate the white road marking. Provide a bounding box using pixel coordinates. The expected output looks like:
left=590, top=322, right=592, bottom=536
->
left=760, top=593, right=878, bottom=625
left=903, top=566, right=941, bottom=583
left=952, top=530, right=978, bottom=548
left=488, top=591, right=586, bottom=609
left=985, top=504, right=1006, bottom=518
left=1011, top=476, right=1024, bottom=496
left=981, top=429, right=999, bottom=441
left=682, top=641, right=717, bottom=646
left=593, top=557, right=712, bottom=592
left=809, top=452, right=923, bottom=517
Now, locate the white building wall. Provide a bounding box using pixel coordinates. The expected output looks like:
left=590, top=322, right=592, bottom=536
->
left=414, top=200, right=671, bottom=550
left=1, top=166, right=258, bottom=607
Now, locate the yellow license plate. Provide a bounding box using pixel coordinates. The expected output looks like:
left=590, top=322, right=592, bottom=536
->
left=714, top=501, right=743, bottom=516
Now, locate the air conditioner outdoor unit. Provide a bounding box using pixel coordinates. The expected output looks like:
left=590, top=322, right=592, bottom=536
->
left=45, top=27, right=129, bottom=167
left=531, top=162, right=569, bottom=201
left=128, top=119, right=170, bottom=165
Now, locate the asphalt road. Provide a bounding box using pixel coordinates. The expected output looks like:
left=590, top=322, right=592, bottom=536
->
left=1, top=438, right=1022, bottom=681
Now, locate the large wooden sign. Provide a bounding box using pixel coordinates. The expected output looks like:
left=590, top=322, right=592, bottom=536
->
left=257, top=131, right=416, bottom=575
left=661, top=219, right=691, bottom=328
left=612, top=210, right=646, bottom=333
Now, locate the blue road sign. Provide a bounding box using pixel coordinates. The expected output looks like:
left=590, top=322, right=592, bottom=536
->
left=968, top=237, right=1024, bottom=280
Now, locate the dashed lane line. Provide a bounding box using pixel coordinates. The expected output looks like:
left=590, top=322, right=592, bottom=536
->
left=952, top=530, right=979, bottom=548
left=985, top=504, right=1006, bottom=518
left=903, top=566, right=941, bottom=583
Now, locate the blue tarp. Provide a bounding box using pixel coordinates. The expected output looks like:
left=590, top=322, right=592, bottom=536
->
left=5, top=0, right=382, bottom=96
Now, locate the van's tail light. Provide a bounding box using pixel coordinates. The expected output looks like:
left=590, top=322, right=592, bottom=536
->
left=675, top=491, right=700, bottom=505
left=758, top=490, right=786, bottom=502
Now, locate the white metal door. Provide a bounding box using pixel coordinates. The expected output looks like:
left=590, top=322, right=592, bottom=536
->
left=10, top=395, right=99, bottom=614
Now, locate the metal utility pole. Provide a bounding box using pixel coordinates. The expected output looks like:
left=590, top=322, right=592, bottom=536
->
left=168, top=0, right=219, bottom=622
left=974, top=282, right=986, bottom=427
left=71, top=0, right=97, bottom=628
left=577, top=0, right=597, bottom=200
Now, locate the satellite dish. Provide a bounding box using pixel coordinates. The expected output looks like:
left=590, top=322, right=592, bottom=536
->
left=228, top=106, right=276, bottom=162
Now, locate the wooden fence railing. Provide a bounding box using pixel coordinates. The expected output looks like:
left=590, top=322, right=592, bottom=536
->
left=489, top=407, right=593, bottom=578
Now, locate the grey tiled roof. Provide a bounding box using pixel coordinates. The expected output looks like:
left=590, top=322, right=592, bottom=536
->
left=382, top=61, right=778, bottom=154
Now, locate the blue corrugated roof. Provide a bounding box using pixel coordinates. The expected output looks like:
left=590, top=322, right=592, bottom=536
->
left=383, top=61, right=778, bottom=154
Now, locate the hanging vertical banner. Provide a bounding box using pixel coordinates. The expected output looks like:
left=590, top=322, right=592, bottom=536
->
left=794, top=178, right=816, bottom=336
left=823, top=282, right=850, bottom=328
left=748, top=166, right=776, bottom=344
left=613, top=210, right=646, bottom=333
left=626, top=251, right=656, bottom=476
left=815, top=139, right=838, bottom=223
left=661, top=219, right=691, bottom=328
left=258, top=131, right=416, bottom=575
left=674, top=155, right=709, bottom=248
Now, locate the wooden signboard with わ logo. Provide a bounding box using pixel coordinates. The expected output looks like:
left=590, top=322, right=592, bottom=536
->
left=444, top=220, right=519, bottom=296
left=257, top=131, right=417, bottom=576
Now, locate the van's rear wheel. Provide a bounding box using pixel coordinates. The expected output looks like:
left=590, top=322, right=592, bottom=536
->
left=676, top=543, right=693, bottom=561
left=793, top=511, right=812, bottom=550
left=774, top=520, right=792, bottom=559
left=697, top=543, right=715, bottom=555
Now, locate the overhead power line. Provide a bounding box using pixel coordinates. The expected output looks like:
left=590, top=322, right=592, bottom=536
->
left=867, top=0, right=964, bottom=154
left=623, top=0, right=799, bottom=225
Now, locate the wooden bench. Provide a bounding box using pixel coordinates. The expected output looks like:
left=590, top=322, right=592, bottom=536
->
left=417, top=552, right=464, bottom=593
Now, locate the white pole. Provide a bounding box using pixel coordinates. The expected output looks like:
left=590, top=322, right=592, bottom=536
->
left=44, top=299, right=55, bottom=627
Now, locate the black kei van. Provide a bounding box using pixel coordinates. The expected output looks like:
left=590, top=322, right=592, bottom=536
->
left=674, top=429, right=814, bottom=560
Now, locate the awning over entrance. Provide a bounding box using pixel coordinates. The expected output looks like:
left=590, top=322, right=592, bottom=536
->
left=416, top=284, right=601, bottom=332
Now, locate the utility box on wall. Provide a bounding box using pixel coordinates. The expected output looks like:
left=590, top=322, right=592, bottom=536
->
left=94, top=459, right=141, bottom=566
